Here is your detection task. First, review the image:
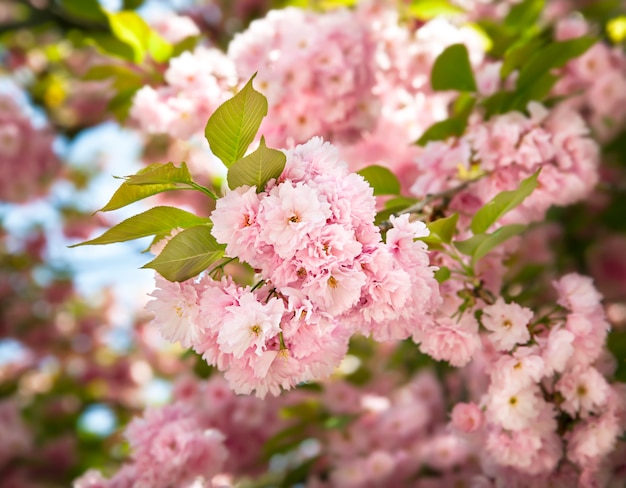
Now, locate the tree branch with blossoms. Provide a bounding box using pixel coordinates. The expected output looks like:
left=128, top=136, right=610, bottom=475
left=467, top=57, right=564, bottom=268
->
left=66, top=1, right=626, bottom=486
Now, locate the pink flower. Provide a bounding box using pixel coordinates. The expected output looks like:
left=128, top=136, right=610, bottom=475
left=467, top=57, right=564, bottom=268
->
left=553, top=273, right=602, bottom=315
left=556, top=366, right=610, bottom=418
left=490, top=348, right=545, bottom=390
left=210, top=186, right=264, bottom=265
left=150, top=14, right=200, bottom=44
left=539, top=326, right=575, bottom=375
left=224, top=349, right=303, bottom=398
left=123, top=404, right=228, bottom=486
left=259, top=181, right=331, bottom=259
left=365, top=450, right=397, bottom=483
left=421, top=433, right=469, bottom=470
left=486, top=384, right=544, bottom=431
left=565, top=313, right=608, bottom=368
left=484, top=428, right=542, bottom=471
left=295, top=224, right=362, bottom=270
left=419, top=315, right=480, bottom=367
left=481, top=297, right=533, bottom=351
left=567, top=413, right=620, bottom=466
left=451, top=402, right=483, bottom=433
left=218, top=292, right=284, bottom=358
left=149, top=227, right=183, bottom=255
left=145, top=275, right=204, bottom=349
left=303, top=265, right=367, bottom=316
left=0, top=399, right=32, bottom=466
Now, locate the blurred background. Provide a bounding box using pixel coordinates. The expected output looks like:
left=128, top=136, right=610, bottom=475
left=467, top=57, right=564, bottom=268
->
left=1, top=0, right=626, bottom=486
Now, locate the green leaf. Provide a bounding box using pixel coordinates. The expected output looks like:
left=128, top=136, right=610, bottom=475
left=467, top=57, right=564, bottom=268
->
left=504, top=0, right=545, bottom=31
left=142, top=225, right=225, bottom=282
left=99, top=163, right=192, bottom=212
left=101, top=9, right=173, bottom=63
left=454, top=224, right=526, bottom=261
left=226, top=137, right=286, bottom=190
left=580, top=0, right=622, bottom=22
left=125, top=162, right=193, bottom=186
left=417, top=117, right=466, bottom=146
left=323, top=414, right=355, bottom=430
left=172, top=35, right=200, bottom=58
left=280, top=457, right=320, bottom=488
left=423, top=213, right=459, bottom=244
left=477, top=19, right=519, bottom=58
left=106, top=11, right=151, bottom=64
left=453, top=93, right=476, bottom=118
left=88, top=33, right=137, bottom=62
left=500, top=33, right=549, bottom=79
left=431, top=44, right=477, bottom=92
left=58, top=0, right=106, bottom=22
left=607, top=329, right=626, bottom=382
left=122, top=0, right=146, bottom=9
left=375, top=197, right=420, bottom=227
left=434, top=266, right=451, bottom=283
left=205, top=75, right=268, bottom=168
left=475, top=0, right=545, bottom=59
left=470, top=171, right=539, bottom=234
left=516, top=71, right=560, bottom=106
left=357, top=165, right=401, bottom=196
left=147, top=31, right=174, bottom=63
left=515, top=36, right=596, bottom=90
left=70, top=207, right=209, bottom=247
left=83, top=64, right=144, bottom=91
left=144, top=231, right=172, bottom=253
left=408, top=0, right=464, bottom=20
left=482, top=90, right=522, bottom=118
left=280, top=401, right=322, bottom=421
left=108, top=88, right=139, bottom=122
left=318, top=0, right=358, bottom=8
left=384, top=196, right=419, bottom=210
left=262, top=423, right=308, bottom=459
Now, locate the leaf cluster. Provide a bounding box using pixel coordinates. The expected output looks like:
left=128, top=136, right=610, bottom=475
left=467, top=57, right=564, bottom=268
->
left=416, top=0, right=596, bottom=145
left=71, top=75, right=287, bottom=282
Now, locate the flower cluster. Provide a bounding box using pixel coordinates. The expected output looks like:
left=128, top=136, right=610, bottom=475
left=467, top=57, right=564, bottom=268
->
left=448, top=273, right=626, bottom=485
left=149, top=13, right=200, bottom=44
left=228, top=7, right=378, bottom=146
left=0, top=399, right=32, bottom=469
left=75, top=404, right=228, bottom=488
left=0, top=93, right=59, bottom=203
left=73, top=375, right=294, bottom=488
left=337, top=7, right=487, bottom=180
left=146, top=138, right=440, bottom=398
left=554, top=17, right=626, bottom=142
left=411, top=102, right=599, bottom=225
left=0, top=0, right=626, bottom=488
left=130, top=46, right=237, bottom=140
left=360, top=7, right=485, bottom=140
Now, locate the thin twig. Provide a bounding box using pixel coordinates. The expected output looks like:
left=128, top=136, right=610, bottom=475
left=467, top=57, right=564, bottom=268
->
left=378, top=176, right=483, bottom=231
